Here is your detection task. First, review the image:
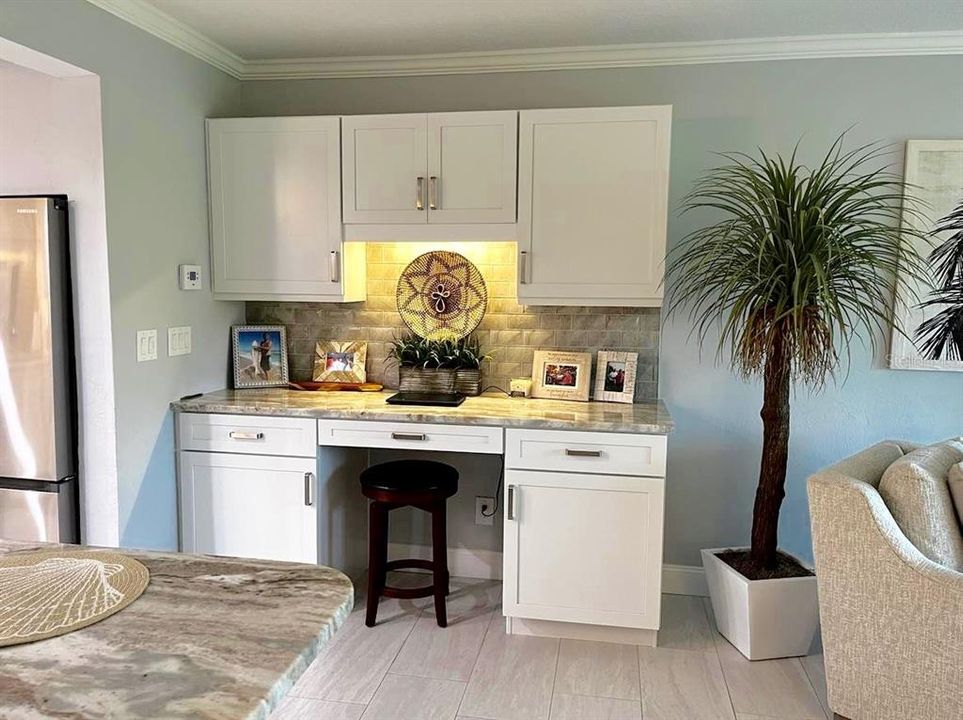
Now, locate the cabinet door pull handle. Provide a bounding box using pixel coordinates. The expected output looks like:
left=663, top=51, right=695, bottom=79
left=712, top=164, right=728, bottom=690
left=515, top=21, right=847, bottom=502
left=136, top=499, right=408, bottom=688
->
left=428, top=176, right=438, bottom=210
left=304, top=472, right=314, bottom=507
left=229, top=431, right=264, bottom=440
left=519, top=251, right=528, bottom=284
left=329, top=250, right=339, bottom=283
left=416, top=177, right=425, bottom=210
left=507, top=486, right=516, bottom=520
left=565, top=448, right=603, bottom=457
left=391, top=432, right=427, bottom=441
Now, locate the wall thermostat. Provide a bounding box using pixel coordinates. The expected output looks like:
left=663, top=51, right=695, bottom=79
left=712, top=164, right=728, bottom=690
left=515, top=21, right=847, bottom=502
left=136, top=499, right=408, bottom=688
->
left=178, top=264, right=202, bottom=290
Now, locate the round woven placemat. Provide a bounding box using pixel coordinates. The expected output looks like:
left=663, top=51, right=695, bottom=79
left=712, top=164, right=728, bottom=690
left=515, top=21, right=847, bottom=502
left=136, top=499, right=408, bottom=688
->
left=396, top=250, right=488, bottom=340
left=0, top=549, right=150, bottom=647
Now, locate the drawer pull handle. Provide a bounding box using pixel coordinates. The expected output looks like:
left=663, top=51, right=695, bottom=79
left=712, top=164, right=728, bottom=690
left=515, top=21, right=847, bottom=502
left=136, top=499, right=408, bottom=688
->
left=229, top=431, right=264, bottom=440
left=391, top=432, right=427, bottom=441
left=304, top=472, right=314, bottom=507
left=565, top=448, right=602, bottom=457
left=507, top=486, right=516, bottom=520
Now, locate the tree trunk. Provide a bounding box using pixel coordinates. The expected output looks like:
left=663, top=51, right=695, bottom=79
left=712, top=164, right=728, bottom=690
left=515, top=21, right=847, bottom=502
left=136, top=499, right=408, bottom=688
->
left=749, top=331, right=791, bottom=572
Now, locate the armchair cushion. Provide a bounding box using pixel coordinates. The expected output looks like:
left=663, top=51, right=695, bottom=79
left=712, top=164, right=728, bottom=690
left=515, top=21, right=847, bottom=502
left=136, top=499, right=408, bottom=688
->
left=878, top=441, right=963, bottom=571
left=948, top=462, right=963, bottom=529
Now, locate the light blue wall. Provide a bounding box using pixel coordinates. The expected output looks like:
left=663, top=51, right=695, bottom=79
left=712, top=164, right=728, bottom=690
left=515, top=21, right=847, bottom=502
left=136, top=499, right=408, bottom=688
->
left=241, top=56, right=963, bottom=564
left=2, top=0, right=959, bottom=561
left=0, top=0, right=245, bottom=549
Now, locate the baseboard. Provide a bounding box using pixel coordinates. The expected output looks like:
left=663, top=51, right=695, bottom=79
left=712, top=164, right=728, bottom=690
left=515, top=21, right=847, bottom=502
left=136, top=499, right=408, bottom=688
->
left=662, top=563, right=709, bottom=597
left=388, top=542, right=503, bottom=580
left=387, top=543, right=707, bottom=596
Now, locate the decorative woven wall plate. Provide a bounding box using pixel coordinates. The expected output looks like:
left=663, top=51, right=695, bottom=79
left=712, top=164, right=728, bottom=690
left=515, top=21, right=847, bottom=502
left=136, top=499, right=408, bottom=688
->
left=0, top=549, right=149, bottom=647
left=396, top=251, right=488, bottom=340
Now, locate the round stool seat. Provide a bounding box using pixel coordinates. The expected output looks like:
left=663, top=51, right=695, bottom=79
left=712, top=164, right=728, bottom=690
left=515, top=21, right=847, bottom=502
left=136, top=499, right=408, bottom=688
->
left=360, top=459, right=458, bottom=498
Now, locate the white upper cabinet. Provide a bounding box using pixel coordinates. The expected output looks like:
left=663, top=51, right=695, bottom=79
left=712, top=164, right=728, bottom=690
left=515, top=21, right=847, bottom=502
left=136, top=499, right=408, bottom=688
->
left=342, top=111, right=518, bottom=233
left=426, top=111, right=517, bottom=224
left=342, top=113, right=428, bottom=224
left=206, top=116, right=364, bottom=302
left=517, top=106, right=672, bottom=306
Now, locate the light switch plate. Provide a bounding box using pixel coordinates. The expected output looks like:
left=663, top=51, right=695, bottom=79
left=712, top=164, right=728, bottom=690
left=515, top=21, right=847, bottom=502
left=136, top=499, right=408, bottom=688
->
left=178, top=264, right=202, bottom=290
left=137, top=329, right=157, bottom=362
left=168, top=326, right=191, bottom=356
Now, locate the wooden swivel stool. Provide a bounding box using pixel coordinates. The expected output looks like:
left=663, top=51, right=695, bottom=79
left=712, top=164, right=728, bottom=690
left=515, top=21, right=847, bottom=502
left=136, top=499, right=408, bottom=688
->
left=360, top=459, right=458, bottom=628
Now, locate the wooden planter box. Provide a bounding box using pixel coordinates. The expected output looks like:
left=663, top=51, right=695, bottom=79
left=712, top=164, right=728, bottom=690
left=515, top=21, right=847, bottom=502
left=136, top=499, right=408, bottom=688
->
left=398, top=366, right=457, bottom=393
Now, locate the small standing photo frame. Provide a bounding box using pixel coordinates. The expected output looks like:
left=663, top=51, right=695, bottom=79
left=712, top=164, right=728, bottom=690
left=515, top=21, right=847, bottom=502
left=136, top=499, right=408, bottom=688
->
left=531, top=350, right=592, bottom=402
left=313, top=341, right=367, bottom=383
left=594, top=350, right=637, bottom=404
left=232, top=325, right=289, bottom=388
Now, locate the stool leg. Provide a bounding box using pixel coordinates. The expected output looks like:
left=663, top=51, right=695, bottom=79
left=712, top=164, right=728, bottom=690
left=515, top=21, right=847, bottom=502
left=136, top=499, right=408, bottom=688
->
left=431, top=499, right=449, bottom=628
left=366, top=502, right=389, bottom=628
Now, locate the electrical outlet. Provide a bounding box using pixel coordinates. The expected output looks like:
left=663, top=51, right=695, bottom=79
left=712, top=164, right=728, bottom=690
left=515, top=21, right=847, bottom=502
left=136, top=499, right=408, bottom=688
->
left=475, top=496, right=495, bottom=526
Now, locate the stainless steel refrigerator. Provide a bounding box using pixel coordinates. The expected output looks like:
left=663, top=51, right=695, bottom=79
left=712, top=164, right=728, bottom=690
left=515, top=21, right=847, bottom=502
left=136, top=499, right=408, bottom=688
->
left=0, top=195, right=78, bottom=543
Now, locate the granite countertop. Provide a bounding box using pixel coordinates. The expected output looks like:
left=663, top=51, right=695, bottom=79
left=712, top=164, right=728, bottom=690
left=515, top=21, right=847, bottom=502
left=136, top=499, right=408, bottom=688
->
left=171, top=389, right=674, bottom=434
left=0, top=540, right=354, bottom=720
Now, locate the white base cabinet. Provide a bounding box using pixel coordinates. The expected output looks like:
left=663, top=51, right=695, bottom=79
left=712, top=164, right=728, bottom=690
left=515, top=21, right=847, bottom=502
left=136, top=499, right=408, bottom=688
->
left=502, top=429, right=666, bottom=637
left=178, top=450, right=318, bottom=564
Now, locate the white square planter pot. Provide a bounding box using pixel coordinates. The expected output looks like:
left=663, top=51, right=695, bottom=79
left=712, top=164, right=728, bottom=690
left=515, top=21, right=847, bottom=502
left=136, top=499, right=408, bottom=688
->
left=702, top=547, right=819, bottom=661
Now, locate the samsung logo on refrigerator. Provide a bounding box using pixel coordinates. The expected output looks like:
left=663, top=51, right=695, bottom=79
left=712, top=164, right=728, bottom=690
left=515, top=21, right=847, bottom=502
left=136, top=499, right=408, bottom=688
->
left=16, top=208, right=39, bottom=214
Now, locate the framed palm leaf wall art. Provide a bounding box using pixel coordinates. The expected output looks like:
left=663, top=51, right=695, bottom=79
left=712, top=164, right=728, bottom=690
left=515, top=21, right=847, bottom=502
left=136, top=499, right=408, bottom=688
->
left=890, top=140, right=963, bottom=372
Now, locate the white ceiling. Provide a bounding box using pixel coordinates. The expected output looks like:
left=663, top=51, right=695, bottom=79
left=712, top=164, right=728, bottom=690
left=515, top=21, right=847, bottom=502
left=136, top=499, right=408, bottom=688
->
left=88, top=0, right=963, bottom=79
left=145, top=0, right=963, bottom=60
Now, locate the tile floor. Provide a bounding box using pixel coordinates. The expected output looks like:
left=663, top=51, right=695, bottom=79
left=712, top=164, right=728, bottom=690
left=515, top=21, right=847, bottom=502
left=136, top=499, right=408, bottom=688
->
left=271, top=573, right=830, bottom=720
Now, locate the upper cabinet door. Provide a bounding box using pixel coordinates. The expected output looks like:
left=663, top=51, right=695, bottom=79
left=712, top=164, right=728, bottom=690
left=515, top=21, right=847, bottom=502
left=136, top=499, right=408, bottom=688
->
left=426, top=111, right=517, bottom=224
left=207, top=116, right=357, bottom=301
left=517, top=106, right=672, bottom=306
left=342, top=114, right=428, bottom=224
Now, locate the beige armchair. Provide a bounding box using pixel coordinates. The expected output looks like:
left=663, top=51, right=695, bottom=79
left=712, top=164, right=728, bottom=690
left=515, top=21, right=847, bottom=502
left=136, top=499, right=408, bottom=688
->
left=808, top=441, right=963, bottom=720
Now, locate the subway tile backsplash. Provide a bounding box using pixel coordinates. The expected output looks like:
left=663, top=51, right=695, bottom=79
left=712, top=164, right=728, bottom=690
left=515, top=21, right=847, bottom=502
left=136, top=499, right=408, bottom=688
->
left=246, top=242, right=660, bottom=401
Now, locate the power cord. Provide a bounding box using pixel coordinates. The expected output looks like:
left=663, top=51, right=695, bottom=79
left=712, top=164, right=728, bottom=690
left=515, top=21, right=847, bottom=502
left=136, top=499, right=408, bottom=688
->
left=481, top=463, right=504, bottom=517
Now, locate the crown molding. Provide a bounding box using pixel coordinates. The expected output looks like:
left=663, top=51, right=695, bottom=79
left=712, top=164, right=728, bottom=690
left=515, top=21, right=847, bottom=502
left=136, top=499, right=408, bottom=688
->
left=241, top=32, right=963, bottom=79
left=86, top=0, right=245, bottom=78
left=84, top=1, right=962, bottom=81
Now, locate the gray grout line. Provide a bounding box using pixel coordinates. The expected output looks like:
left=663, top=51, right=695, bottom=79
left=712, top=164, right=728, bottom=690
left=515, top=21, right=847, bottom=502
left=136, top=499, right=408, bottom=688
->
left=702, top=597, right=739, bottom=720
left=545, top=633, right=562, bottom=720
left=454, top=607, right=500, bottom=718
left=797, top=657, right=831, bottom=720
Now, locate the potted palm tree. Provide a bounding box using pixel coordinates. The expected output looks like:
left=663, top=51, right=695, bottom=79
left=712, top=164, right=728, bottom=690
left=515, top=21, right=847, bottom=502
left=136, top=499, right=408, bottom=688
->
left=916, top=199, right=963, bottom=360
left=666, top=136, right=929, bottom=660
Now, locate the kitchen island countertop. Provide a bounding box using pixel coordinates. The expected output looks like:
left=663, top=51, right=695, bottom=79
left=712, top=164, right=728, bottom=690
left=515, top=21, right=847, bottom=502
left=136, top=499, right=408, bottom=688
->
left=171, top=389, right=673, bottom=434
left=0, top=540, right=353, bottom=720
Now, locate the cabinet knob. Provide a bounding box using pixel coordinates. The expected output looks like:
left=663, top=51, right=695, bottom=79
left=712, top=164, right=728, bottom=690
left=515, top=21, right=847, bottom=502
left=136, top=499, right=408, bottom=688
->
left=519, top=251, right=528, bottom=284
left=507, top=485, right=516, bottom=520
left=428, top=176, right=438, bottom=210
left=416, top=177, right=425, bottom=211
left=329, top=250, right=339, bottom=283
left=304, top=472, right=314, bottom=507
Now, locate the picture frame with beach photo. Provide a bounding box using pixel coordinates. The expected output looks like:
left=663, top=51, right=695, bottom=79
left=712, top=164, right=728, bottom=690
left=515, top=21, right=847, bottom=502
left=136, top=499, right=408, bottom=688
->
left=232, top=325, right=289, bottom=388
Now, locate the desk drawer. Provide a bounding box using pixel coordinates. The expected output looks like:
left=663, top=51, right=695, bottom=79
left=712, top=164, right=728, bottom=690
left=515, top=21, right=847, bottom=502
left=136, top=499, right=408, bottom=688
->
left=318, top=420, right=503, bottom=454
left=505, top=429, right=666, bottom=477
left=177, top=413, right=317, bottom=457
